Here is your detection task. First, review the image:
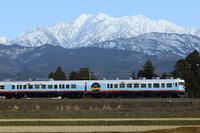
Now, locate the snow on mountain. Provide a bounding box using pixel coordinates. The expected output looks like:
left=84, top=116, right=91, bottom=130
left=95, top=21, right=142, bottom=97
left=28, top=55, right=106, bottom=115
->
left=92, top=33, right=200, bottom=57
left=8, top=13, right=200, bottom=48
left=0, top=44, right=33, bottom=59
left=0, top=36, right=9, bottom=45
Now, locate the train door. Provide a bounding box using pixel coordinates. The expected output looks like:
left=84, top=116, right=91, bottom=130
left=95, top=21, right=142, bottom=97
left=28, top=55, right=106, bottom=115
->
left=84, top=82, right=87, bottom=93
left=175, top=82, right=178, bottom=89
left=16, top=85, right=20, bottom=94
left=16, top=84, right=22, bottom=98
left=106, top=83, right=113, bottom=94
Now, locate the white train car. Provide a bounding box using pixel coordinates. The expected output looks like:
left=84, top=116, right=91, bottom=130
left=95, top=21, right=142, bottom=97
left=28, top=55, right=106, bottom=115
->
left=0, top=78, right=185, bottom=98
left=86, top=78, right=185, bottom=98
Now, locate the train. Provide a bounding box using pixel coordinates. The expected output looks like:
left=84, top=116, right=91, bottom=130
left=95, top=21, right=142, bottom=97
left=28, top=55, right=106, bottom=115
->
left=0, top=78, right=185, bottom=99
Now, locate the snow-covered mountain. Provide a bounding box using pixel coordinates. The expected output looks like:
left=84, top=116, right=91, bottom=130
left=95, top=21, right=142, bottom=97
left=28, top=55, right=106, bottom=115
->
left=7, top=13, right=200, bottom=48
left=93, top=33, right=200, bottom=56
left=0, top=36, right=9, bottom=45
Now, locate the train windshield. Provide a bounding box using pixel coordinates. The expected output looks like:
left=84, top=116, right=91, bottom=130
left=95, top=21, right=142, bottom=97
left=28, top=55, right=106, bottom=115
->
left=178, top=82, right=184, bottom=85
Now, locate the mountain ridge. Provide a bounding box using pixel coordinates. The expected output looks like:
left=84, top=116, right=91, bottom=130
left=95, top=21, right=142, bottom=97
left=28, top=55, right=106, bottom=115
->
left=1, top=13, right=200, bottom=49
left=92, top=32, right=200, bottom=56
left=0, top=44, right=181, bottom=80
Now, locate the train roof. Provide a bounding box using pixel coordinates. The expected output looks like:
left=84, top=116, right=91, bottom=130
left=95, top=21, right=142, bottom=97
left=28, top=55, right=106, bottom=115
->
left=0, top=78, right=184, bottom=85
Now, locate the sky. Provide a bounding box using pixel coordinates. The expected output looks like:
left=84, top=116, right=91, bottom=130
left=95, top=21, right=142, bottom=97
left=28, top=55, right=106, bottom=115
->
left=0, top=0, right=200, bottom=39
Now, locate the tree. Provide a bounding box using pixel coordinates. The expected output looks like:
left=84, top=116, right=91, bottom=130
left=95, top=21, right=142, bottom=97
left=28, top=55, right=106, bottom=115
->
left=78, top=67, right=97, bottom=80
left=137, top=70, right=144, bottom=78
left=54, top=66, right=67, bottom=80
left=186, top=50, right=200, bottom=83
left=78, top=68, right=90, bottom=80
left=171, top=59, right=191, bottom=79
left=143, top=58, right=155, bottom=79
left=48, top=72, right=55, bottom=79
left=69, top=71, right=79, bottom=80
left=160, top=72, right=168, bottom=79
left=131, top=71, right=135, bottom=79
left=137, top=58, right=157, bottom=79
left=90, top=72, right=97, bottom=80
left=171, top=54, right=200, bottom=98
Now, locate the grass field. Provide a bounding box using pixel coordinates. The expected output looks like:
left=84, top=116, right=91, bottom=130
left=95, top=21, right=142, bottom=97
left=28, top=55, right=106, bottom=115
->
left=1, top=112, right=200, bottom=119
left=0, top=120, right=200, bottom=126
left=0, top=98, right=200, bottom=132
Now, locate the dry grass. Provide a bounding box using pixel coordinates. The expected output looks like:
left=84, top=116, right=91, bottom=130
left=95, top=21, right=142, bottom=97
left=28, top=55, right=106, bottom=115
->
left=145, top=127, right=200, bottom=133
left=0, top=98, right=200, bottom=119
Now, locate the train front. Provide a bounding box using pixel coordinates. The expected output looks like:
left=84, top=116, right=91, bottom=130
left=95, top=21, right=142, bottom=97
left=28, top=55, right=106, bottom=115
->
left=177, top=78, right=185, bottom=97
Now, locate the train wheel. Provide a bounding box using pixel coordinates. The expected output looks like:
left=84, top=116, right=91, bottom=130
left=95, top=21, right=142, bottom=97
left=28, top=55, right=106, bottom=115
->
left=75, top=95, right=83, bottom=98
left=61, top=95, right=66, bottom=99
left=171, top=93, right=179, bottom=98
left=5, top=95, right=12, bottom=99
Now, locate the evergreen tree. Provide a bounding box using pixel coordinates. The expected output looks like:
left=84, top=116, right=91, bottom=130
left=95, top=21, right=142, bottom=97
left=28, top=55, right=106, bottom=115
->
left=131, top=71, right=135, bottom=79
left=48, top=72, right=55, bottom=79
left=143, top=58, right=155, bottom=79
left=171, top=55, right=200, bottom=98
left=54, top=66, right=67, bottom=80
left=69, top=71, right=79, bottom=80
left=137, top=58, right=157, bottom=79
left=171, top=59, right=191, bottom=78
left=186, top=50, right=200, bottom=83
left=160, top=72, right=168, bottom=79
left=137, top=70, right=144, bottom=78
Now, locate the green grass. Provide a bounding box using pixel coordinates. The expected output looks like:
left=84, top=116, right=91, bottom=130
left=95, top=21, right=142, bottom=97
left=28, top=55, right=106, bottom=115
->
left=0, top=120, right=200, bottom=126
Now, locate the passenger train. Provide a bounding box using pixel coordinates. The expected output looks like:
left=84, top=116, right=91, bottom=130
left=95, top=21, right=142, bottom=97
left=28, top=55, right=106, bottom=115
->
left=0, top=78, right=185, bottom=99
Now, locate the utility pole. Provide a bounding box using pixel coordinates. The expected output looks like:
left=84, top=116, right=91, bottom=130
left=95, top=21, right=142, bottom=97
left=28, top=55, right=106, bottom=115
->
left=89, top=72, right=91, bottom=80
left=98, top=67, right=101, bottom=80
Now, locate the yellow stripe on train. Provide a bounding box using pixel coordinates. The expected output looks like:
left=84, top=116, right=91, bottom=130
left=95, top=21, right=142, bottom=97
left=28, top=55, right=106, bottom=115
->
left=91, top=87, right=100, bottom=91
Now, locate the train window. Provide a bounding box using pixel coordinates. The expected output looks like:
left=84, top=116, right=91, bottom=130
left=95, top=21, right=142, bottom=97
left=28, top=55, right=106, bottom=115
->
left=23, top=85, right=27, bottom=89
left=0, top=85, right=4, bottom=89
left=148, top=84, right=152, bottom=88
left=179, top=82, right=184, bottom=85
left=127, top=84, right=132, bottom=88
left=28, top=85, right=33, bottom=89
left=114, top=84, right=118, bottom=88
left=167, top=83, right=172, bottom=88
left=48, top=85, right=53, bottom=89
left=141, top=84, right=146, bottom=88
left=120, top=84, right=125, bottom=88
left=175, top=83, right=177, bottom=87
left=107, top=84, right=110, bottom=88
left=110, top=84, right=113, bottom=88
left=35, top=85, right=40, bottom=89
left=161, top=83, right=165, bottom=88
left=41, top=85, right=46, bottom=89
left=12, top=85, right=15, bottom=89
left=59, top=84, right=64, bottom=89
left=20, top=85, right=22, bottom=89
left=66, top=84, right=69, bottom=89
left=17, top=85, right=20, bottom=89
left=71, top=84, right=76, bottom=89
left=54, top=85, right=58, bottom=89
left=134, top=84, right=139, bottom=88
left=153, top=83, right=159, bottom=88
